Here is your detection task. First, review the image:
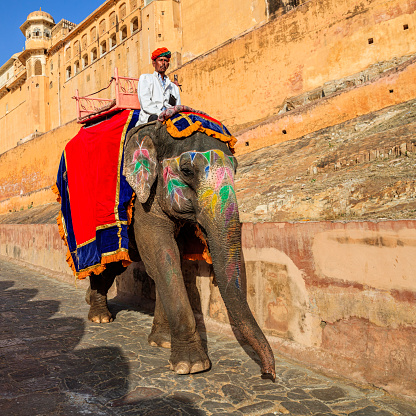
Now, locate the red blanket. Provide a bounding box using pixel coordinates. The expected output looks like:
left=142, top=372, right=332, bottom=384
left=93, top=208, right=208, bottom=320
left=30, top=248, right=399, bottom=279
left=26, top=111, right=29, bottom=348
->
left=54, top=110, right=139, bottom=278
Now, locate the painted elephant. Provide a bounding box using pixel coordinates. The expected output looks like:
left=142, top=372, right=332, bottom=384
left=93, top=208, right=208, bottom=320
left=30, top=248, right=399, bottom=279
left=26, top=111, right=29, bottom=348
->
left=86, top=121, right=276, bottom=380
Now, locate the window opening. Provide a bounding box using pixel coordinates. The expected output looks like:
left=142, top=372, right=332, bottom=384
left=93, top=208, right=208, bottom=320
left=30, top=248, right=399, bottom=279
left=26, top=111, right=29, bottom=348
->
left=91, top=48, right=97, bottom=62
left=110, top=33, right=117, bottom=49
left=82, top=54, right=89, bottom=68
left=131, top=17, right=139, bottom=33
left=100, top=40, right=107, bottom=56
left=120, top=25, right=128, bottom=41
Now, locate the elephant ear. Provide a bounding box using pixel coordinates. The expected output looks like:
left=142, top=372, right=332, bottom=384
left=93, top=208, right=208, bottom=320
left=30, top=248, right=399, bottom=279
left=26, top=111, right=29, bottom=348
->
left=124, top=129, right=158, bottom=203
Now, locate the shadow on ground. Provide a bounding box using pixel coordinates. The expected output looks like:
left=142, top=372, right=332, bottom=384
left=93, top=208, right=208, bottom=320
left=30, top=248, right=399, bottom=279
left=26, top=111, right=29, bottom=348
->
left=0, top=278, right=204, bottom=415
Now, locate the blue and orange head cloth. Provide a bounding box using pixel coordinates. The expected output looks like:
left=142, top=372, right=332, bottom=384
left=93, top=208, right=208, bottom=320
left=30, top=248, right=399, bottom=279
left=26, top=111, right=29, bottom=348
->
left=151, top=47, right=171, bottom=61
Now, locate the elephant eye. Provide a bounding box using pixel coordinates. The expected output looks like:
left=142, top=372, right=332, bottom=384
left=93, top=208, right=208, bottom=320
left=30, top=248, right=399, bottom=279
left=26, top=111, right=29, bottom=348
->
left=180, top=166, right=194, bottom=177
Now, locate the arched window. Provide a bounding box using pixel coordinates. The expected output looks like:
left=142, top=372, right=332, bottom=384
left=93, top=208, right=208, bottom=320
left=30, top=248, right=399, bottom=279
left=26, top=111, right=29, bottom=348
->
left=90, top=27, right=97, bottom=42
left=82, top=54, right=88, bottom=68
left=66, top=66, right=72, bottom=80
left=44, top=29, right=50, bottom=38
left=120, top=25, right=128, bottom=41
left=34, top=60, right=42, bottom=76
left=33, top=27, right=41, bottom=37
left=130, top=0, right=138, bottom=10
left=99, top=19, right=106, bottom=35
left=66, top=47, right=71, bottom=60
left=109, top=11, right=116, bottom=27
left=110, top=33, right=117, bottom=49
left=119, top=3, right=127, bottom=20
left=82, top=34, right=87, bottom=50
left=131, top=17, right=139, bottom=33
left=100, top=40, right=107, bottom=56
left=91, top=48, right=97, bottom=62
left=26, top=31, right=31, bottom=39
left=74, top=40, right=80, bottom=56
left=74, top=60, right=80, bottom=74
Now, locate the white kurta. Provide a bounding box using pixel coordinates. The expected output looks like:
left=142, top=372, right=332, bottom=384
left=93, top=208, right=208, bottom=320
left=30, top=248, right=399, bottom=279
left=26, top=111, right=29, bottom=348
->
left=136, top=71, right=181, bottom=125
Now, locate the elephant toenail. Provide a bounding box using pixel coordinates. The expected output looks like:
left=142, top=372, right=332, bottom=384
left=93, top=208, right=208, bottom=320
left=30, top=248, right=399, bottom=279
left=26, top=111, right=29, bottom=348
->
left=190, top=362, right=205, bottom=373
left=175, top=362, right=190, bottom=374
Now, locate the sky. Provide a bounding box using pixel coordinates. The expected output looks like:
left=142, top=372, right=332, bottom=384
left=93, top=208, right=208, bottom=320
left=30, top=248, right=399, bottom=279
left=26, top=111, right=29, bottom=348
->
left=0, top=1, right=105, bottom=65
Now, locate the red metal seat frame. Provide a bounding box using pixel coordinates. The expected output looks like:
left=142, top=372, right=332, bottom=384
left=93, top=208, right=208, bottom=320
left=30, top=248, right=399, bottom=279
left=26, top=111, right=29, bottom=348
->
left=73, top=68, right=141, bottom=123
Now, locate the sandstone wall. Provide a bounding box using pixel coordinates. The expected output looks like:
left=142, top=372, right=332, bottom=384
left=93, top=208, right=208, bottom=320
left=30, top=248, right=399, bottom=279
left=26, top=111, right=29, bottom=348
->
left=0, top=219, right=414, bottom=398
left=0, top=120, right=79, bottom=214
left=234, top=56, right=416, bottom=155
left=0, top=84, right=29, bottom=154
left=172, top=0, right=416, bottom=132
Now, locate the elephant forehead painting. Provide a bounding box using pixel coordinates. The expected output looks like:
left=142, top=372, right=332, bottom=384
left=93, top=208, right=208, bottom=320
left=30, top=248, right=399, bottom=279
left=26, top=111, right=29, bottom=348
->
left=162, top=149, right=236, bottom=212
left=55, top=109, right=276, bottom=381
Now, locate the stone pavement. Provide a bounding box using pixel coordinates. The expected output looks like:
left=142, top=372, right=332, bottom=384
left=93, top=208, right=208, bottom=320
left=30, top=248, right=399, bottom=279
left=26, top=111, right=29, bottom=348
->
left=1, top=258, right=415, bottom=416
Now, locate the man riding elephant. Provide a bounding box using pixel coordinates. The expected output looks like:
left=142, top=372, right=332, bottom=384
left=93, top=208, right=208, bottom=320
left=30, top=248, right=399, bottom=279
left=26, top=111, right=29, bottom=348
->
left=54, top=55, right=276, bottom=379
left=136, top=47, right=181, bottom=125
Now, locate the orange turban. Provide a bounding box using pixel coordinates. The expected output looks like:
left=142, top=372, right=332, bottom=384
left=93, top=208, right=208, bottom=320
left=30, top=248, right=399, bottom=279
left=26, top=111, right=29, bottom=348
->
left=151, top=47, right=171, bottom=61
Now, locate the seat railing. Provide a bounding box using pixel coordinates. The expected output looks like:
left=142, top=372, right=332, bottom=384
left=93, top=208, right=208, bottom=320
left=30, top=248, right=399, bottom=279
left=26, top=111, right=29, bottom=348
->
left=73, top=68, right=140, bottom=123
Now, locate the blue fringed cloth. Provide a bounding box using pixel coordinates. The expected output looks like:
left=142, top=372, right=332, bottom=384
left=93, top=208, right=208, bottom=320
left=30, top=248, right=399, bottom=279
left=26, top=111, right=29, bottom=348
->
left=160, top=107, right=236, bottom=152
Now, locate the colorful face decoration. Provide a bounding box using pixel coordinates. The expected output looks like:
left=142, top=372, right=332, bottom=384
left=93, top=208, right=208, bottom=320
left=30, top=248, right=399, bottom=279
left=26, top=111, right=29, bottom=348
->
left=162, top=150, right=236, bottom=213
left=162, top=149, right=240, bottom=289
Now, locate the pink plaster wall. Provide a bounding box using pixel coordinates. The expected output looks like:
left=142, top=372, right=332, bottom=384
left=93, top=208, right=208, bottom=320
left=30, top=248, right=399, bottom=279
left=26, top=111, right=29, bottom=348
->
left=1, top=219, right=415, bottom=398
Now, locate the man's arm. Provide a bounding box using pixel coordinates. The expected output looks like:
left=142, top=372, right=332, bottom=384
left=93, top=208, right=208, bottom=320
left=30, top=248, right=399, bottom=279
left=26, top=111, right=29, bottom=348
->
left=138, top=75, right=161, bottom=116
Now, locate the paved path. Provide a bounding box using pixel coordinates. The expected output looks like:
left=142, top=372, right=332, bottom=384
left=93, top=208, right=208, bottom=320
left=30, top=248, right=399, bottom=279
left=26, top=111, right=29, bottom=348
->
left=1, top=258, right=415, bottom=416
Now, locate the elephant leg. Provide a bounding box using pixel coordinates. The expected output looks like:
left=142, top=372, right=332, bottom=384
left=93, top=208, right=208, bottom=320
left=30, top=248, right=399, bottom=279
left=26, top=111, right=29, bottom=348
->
left=86, top=261, right=125, bottom=323
left=134, top=208, right=210, bottom=374
left=148, top=289, right=171, bottom=348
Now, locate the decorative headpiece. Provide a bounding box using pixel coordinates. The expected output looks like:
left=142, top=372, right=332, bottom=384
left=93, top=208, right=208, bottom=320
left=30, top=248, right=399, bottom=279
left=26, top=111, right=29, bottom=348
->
left=151, top=47, right=171, bottom=61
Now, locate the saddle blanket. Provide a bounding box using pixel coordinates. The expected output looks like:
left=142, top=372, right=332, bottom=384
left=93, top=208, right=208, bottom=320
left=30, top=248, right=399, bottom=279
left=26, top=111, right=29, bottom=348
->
left=53, top=110, right=139, bottom=279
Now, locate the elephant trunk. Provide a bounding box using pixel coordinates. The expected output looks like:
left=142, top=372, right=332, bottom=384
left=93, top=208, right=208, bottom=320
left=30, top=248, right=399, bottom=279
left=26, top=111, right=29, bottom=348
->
left=199, top=205, right=276, bottom=381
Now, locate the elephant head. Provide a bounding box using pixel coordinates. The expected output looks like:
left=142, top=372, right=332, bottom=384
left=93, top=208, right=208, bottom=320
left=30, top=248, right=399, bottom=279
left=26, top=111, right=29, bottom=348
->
left=123, top=121, right=275, bottom=380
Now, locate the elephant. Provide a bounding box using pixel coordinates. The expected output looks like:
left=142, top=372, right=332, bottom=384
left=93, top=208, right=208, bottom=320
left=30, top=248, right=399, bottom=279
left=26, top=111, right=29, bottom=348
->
left=85, top=120, right=276, bottom=380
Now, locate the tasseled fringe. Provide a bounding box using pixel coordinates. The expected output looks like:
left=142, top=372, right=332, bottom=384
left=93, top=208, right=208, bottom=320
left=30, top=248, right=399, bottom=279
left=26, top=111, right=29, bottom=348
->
left=51, top=184, right=78, bottom=277
left=126, top=193, right=135, bottom=225
left=51, top=184, right=134, bottom=280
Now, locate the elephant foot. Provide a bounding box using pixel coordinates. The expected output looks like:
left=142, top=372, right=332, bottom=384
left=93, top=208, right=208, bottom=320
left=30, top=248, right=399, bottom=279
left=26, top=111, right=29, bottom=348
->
left=87, top=290, right=113, bottom=323
left=169, top=334, right=211, bottom=375
left=148, top=325, right=171, bottom=349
